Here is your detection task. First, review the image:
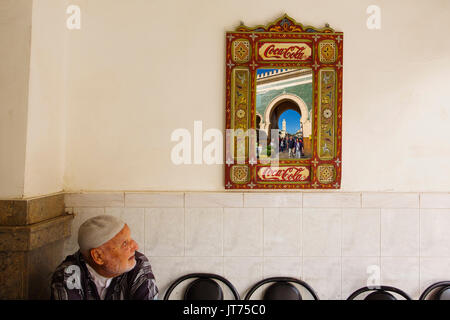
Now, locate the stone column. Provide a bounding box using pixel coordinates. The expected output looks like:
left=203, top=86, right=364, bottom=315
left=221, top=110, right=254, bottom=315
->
left=0, top=193, right=73, bottom=299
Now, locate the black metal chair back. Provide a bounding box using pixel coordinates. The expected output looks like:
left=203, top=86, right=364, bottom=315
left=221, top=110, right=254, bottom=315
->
left=163, top=273, right=240, bottom=300
left=244, top=277, right=319, bottom=300
left=347, top=286, right=411, bottom=300
left=184, top=278, right=223, bottom=300
left=419, top=281, right=450, bottom=300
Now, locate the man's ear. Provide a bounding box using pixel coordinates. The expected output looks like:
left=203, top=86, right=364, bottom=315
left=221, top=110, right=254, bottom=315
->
left=90, top=248, right=105, bottom=265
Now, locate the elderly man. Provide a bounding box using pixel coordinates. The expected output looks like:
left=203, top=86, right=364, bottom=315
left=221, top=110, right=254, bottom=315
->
left=51, top=215, right=158, bottom=300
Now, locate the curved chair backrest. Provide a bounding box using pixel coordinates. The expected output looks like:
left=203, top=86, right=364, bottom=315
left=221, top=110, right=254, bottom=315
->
left=419, top=281, right=450, bottom=300
left=347, top=286, right=411, bottom=300
left=244, top=277, right=319, bottom=300
left=163, top=273, right=240, bottom=300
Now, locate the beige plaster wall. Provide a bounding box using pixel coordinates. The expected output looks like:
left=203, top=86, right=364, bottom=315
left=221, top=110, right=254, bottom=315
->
left=63, top=0, right=450, bottom=192
left=0, top=0, right=33, bottom=198
left=2, top=1, right=449, bottom=197
left=0, top=0, right=68, bottom=199
left=23, top=0, right=68, bottom=197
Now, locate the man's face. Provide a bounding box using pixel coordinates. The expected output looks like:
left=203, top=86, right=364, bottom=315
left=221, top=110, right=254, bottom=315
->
left=99, top=224, right=139, bottom=276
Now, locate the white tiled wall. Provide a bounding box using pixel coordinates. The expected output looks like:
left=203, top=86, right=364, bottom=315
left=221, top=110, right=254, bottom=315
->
left=63, top=192, right=450, bottom=300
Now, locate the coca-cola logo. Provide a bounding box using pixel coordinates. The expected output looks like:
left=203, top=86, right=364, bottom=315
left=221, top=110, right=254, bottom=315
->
left=264, top=44, right=306, bottom=60
left=258, top=42, right=312, bottom=61
left=257, top=166, right=310, bottom=182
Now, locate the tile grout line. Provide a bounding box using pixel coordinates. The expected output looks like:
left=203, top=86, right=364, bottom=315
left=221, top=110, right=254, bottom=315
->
left=299, top=205, right=302, bottom=280
left=262, top=207, right=265, bottom=278
left=360, top=192, right=362, bottom=209
left=262, top=207, right=264, bottom=278
left=222, top=207, right=224, bottom=276
left=299, top=192, right=304, bottom=280
left=150, top=255, right=429, bottom=258
left=300, top=193, right=303, bottom=281
left=301, top=198, right=304, bottom=281
left=379, top=207, right=382, bottom=286
left=340, top=207, right=343, bottom=299
left=418, top=193, right=421, bottom=293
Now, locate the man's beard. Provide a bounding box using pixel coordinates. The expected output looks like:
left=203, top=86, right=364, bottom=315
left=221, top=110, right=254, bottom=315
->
left=104, top=258, right=136, bottom=276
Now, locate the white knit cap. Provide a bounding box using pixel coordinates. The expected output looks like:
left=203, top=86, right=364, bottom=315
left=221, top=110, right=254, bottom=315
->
left=78, top=215, right=125, bottom=254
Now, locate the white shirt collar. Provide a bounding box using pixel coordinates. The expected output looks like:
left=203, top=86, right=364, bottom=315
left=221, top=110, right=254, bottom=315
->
left=85, top=263, right=113, bottom=299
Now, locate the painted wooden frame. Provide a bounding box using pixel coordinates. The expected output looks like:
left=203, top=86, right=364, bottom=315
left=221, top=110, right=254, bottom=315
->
left=225, top=15, right=343, bottom=189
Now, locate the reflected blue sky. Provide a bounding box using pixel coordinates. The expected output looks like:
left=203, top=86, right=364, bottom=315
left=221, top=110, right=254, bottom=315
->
left=278, top=109, right=301, bottom=134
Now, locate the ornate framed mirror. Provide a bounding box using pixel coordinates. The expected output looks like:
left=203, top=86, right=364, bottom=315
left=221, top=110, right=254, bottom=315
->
left=225, top=14, right=343, bottom=189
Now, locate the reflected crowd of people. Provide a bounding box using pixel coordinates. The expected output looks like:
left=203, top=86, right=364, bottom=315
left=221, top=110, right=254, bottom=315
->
left=279, top=135, right=304, bottom=158
left=256, top=133, right=304, bottom=159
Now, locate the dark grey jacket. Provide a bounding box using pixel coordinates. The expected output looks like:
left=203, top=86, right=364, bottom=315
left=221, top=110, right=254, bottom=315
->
left=51, top=250, right=158, bottom=300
